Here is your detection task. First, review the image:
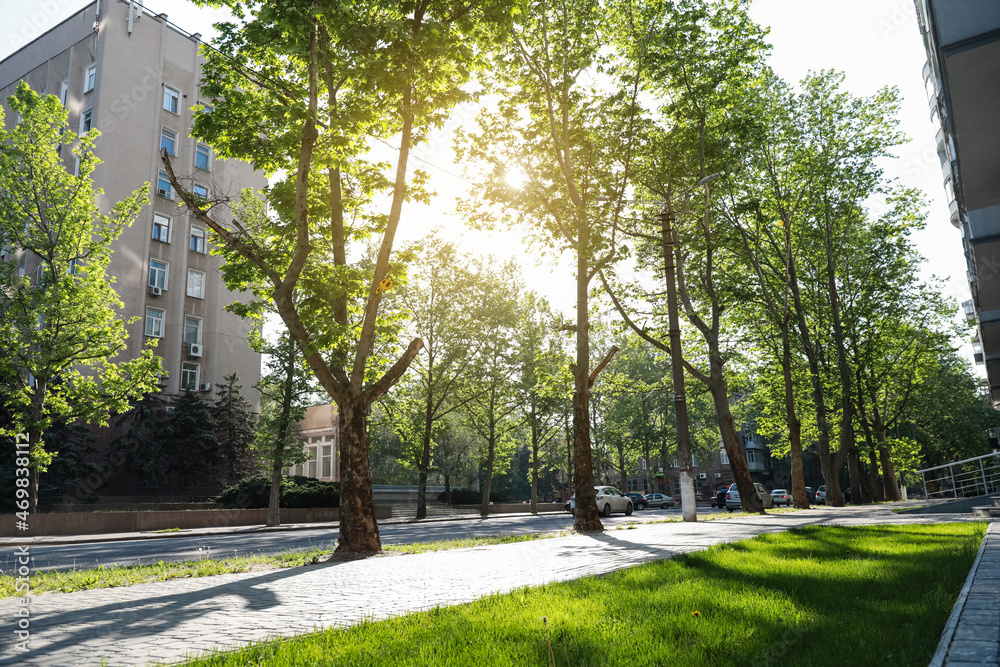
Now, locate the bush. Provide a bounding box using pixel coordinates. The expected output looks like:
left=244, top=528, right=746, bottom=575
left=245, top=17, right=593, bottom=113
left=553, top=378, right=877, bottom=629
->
left=438, top=488, right=503, bottom=505
left=215, top=475, right=340, bottom=508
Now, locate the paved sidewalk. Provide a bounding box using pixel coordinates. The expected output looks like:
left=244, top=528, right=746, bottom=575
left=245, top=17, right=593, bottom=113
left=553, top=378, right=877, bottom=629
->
left=930, top=522, right=1000, bottom=666
left=0, top=507, right=985, bottom=666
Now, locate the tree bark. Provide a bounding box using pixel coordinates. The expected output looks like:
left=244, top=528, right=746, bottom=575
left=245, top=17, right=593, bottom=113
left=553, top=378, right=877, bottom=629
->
left=867, top=445, right=884, bottom=502
left=480, top=416, right=497, bottom=517
left=876, top=427, right=901, bottom=501
left=709, top=354, right=763, bottom=513
left=781, top=323, right=809, bottom=509
left=530, top=404, right=539, bottom=514
left=335, top=392, right=381, bottom=553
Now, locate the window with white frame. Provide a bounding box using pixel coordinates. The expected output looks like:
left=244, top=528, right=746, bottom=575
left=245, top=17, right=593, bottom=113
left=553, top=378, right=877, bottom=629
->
left=73, top=156, right=80, bottom=177
left=187, top=269, right=205, bottom=298
left=156, top=172, right=172, bottom=199
left=189, top=226, right=206, bottom=253
left=163, top=86, right=180, bottom=114
left=84, top=64, right=96, bottom=93
left=183, top=316, right=202, bottom=345
left=80, top=107, right=92, bottom=134
left=160, top=127, right=177, bottom=156
left=145, top=307, right=164, bottom=337
left=148, top=259, right=168, bottom=289
left=192, top=183, right=208, bottom=199
left=195, top=143, right=211, bottom=171
left=152, top=214, right=171, bottom=243
left=747, top=450, right=758, bottom=464
left=67, top=258, right=78, bottom=275
left=59, top=80, right=69, bottom=106
left=720, top=449, right=729, bottom=466
left=181, top=362, right=199, bottom=391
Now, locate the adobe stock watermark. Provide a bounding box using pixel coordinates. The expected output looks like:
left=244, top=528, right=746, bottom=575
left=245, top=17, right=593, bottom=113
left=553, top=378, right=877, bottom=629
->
left=876, top=0, right=917, bottom=41
left=11, top=432, right=32, bottom=654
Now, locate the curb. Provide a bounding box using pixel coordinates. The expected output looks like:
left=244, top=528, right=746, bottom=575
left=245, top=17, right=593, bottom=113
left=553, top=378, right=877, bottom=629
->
left=927, top=521, right=995, bottom=667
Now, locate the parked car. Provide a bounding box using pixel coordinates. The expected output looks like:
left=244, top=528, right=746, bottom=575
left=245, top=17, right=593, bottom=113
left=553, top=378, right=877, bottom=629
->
left=715, top=487, right=728, bottom=508
left=625, top=493, right=648, bottom=510
left=569, top=486, right=634, bottom=517
left=644, top=493, right=675, bottom=509
left=804, top=486, right=816, bottom=503
left=844, top=487, right=851, bottom=503
left=815, top=485, right=826, bottom=504
left=725, top=482, right=774, bottom=511
left=770, top=489, right=790, bottom=506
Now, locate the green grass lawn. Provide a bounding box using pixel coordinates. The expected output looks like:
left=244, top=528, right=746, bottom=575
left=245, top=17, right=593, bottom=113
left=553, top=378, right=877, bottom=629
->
left=173, top=522, right=985, bottom=667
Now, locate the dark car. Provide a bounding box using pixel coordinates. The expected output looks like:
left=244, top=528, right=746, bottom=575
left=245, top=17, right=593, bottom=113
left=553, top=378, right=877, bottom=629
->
left=804, top=486, right=816, bottom=504
left=715, top=487, right=728, bottom=508
left=625, top=493, right=648, bottom=510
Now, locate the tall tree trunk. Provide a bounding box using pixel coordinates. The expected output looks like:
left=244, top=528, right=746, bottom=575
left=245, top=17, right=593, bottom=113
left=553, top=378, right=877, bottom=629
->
left=709, top=353, right=763, bottom=513
left=876, top=426, right=901, bottom=501
left=480, top=415, right=497, bottom=516
left=336, top=393, right=381, bottom=553
left=530, top=407, right=539, bottom=514
left=867, top=445, right=884, bottom=502
left=443, top=473, right=451, bottom=505
left=416, top=378, right=434, bottom=520
left=572, top=224, right=602, bottom=532
left=780, top=322, right=809, bottom=508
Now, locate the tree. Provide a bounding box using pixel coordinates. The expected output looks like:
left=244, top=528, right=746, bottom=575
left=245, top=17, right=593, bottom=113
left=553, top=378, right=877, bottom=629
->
left=112, top=384, right=171, bottom=489
left=213, top=372, right=258, bottom=484
left=171, top=0, right=513, bottom=552
left=166, top=390, right=221, bottom=488
left=0, top=83, right=161, bottom=512
left=459, top=259, right=523, bottom=516
left=456, top=0, right=644, bottom=532
left=391, top=236, right=484, bottom=520
left=517, top=293, right=570, bottom=513
left=255, top=331, right=312, bottom=526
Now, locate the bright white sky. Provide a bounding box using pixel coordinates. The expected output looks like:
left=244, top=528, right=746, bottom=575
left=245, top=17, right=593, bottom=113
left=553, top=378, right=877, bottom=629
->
left=2, top=0, right=974, bottom=363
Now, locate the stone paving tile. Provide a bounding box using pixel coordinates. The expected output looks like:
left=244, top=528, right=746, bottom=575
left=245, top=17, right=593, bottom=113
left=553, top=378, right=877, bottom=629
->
left=0, top=507, right=987, bottom=667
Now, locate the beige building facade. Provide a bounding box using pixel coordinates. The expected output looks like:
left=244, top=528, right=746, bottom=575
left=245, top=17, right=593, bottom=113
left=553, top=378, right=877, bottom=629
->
left=286, top=404, right=340, bottom=483
left=0, top=0, right=264, bottom=406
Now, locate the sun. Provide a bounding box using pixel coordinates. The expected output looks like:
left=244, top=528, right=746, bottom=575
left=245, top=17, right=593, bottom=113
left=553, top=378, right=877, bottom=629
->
left=504, top=166, right=526, bottom=190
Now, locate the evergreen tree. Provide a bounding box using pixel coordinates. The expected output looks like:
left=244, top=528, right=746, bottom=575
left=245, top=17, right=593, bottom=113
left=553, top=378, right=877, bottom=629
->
left=167, top=391, right=221, bottom=488
left=112, top=385, right=170, bottom=489
left=214, top=373, right=258, bottom=484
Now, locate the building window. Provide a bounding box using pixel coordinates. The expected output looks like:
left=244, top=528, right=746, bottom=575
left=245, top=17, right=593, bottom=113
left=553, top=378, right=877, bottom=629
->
left=145, top=307, right=164, bottom=337
left=322, top=445, right=332, bottom=478
left=163, top=86, right=180, bottom=114
left=181, top=362, right=199, bottom=391
left=59, top=79, right=69, bottom=106
left=720, top=449, right=729, bottom=466
left=148, top=259, right=168, bottom=290
left=190, top=226, right=206, bottom=253
left=184, top=316, right=202, bottom=345
left=641, top=458, right=647, bottom=470
left=187, top=269, right=205, bottom=298
left=73, top=156, right=81, bottom=177
left=156, top=172, right=172, bottom=199
left=80, top=107, right=92, bottom=134
left=152, top=214, right=171, bottom=243
left=195, top=143, right=211, bottom=171
left=160, top=127, right=177, bottom=156
left=68, top=258, right=78, bottom=275
left=193, top=183, right=208, bottom=200
left=747, top=450, right=757, bottom=464
left=84, top=64, right=96, bottom=93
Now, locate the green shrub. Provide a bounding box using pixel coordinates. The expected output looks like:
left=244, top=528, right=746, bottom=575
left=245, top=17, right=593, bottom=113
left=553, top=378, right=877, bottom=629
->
left=215, top=475, right=339, bottom=508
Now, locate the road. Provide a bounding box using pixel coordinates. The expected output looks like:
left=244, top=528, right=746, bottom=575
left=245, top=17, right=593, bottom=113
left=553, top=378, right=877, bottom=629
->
left=3, top=505, right=730, bottom=574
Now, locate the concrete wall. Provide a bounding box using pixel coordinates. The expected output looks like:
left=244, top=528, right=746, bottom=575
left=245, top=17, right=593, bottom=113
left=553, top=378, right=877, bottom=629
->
left=1, top=506, right=392, bottom=537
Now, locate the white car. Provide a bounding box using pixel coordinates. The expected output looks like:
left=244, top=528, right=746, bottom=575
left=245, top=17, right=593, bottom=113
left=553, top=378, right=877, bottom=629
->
left=770, top=489, right=790, bottom=506
left=643, top=493, right=675, bottom=509
left=569, top=486, right=634, bottom=517
left=815, top=485, right=827, bottom=504
left=725, top=482, right=774, bottom=511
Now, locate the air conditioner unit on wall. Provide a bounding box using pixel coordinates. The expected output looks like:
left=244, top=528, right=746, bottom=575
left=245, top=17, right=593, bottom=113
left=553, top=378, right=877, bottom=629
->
left=714, top=473, right=722, bottom=478
left=157, top=188, right=168, bottom=197
left=150, top=286, right=162, bottom=296
left=189, top=343, right=203, bottom=357
left=199, top=382, right=212, bottom=392
left=699, top=473, right=707, bottom=479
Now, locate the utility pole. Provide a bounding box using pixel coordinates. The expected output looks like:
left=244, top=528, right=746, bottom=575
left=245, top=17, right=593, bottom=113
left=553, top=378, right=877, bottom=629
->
left=660, top=206, right=697, bottom=522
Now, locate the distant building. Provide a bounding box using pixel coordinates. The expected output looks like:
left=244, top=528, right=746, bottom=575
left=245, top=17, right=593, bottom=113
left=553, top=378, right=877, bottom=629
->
left=0, top=0, right=264, bottom=407
left=915, top=2, right=1000, bottom=399
left=285, top=404, right=339, bottom=483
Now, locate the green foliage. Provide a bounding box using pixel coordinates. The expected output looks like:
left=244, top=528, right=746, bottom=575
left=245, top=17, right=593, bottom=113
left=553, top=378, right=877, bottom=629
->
left=112, top=385, right=170, bottom=489
left=213, top=372, right=259, bottom=483
left=215, top=475, right=340, bottom=508
left=0, top=82, right=161, bottom=477
left=168, top=391, right=222, bottom=487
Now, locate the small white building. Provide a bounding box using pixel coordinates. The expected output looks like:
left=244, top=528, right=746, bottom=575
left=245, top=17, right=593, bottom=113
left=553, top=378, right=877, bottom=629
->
left=285, top=404, right=339, bottom=482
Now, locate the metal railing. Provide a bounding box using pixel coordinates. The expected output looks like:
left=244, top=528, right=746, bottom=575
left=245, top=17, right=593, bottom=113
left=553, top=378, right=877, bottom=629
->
left=916, top=452, right=1000, bottom=499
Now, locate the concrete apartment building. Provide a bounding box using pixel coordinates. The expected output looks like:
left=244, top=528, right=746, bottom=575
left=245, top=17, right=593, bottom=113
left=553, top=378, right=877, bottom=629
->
left=915, top=1, right=1000, bottom=403
left=0, top=0, right=264, bottom=410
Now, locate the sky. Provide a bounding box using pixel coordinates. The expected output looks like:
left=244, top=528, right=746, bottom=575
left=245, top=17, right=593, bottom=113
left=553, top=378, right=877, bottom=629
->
left=1, top=0, right=974, bottom=363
